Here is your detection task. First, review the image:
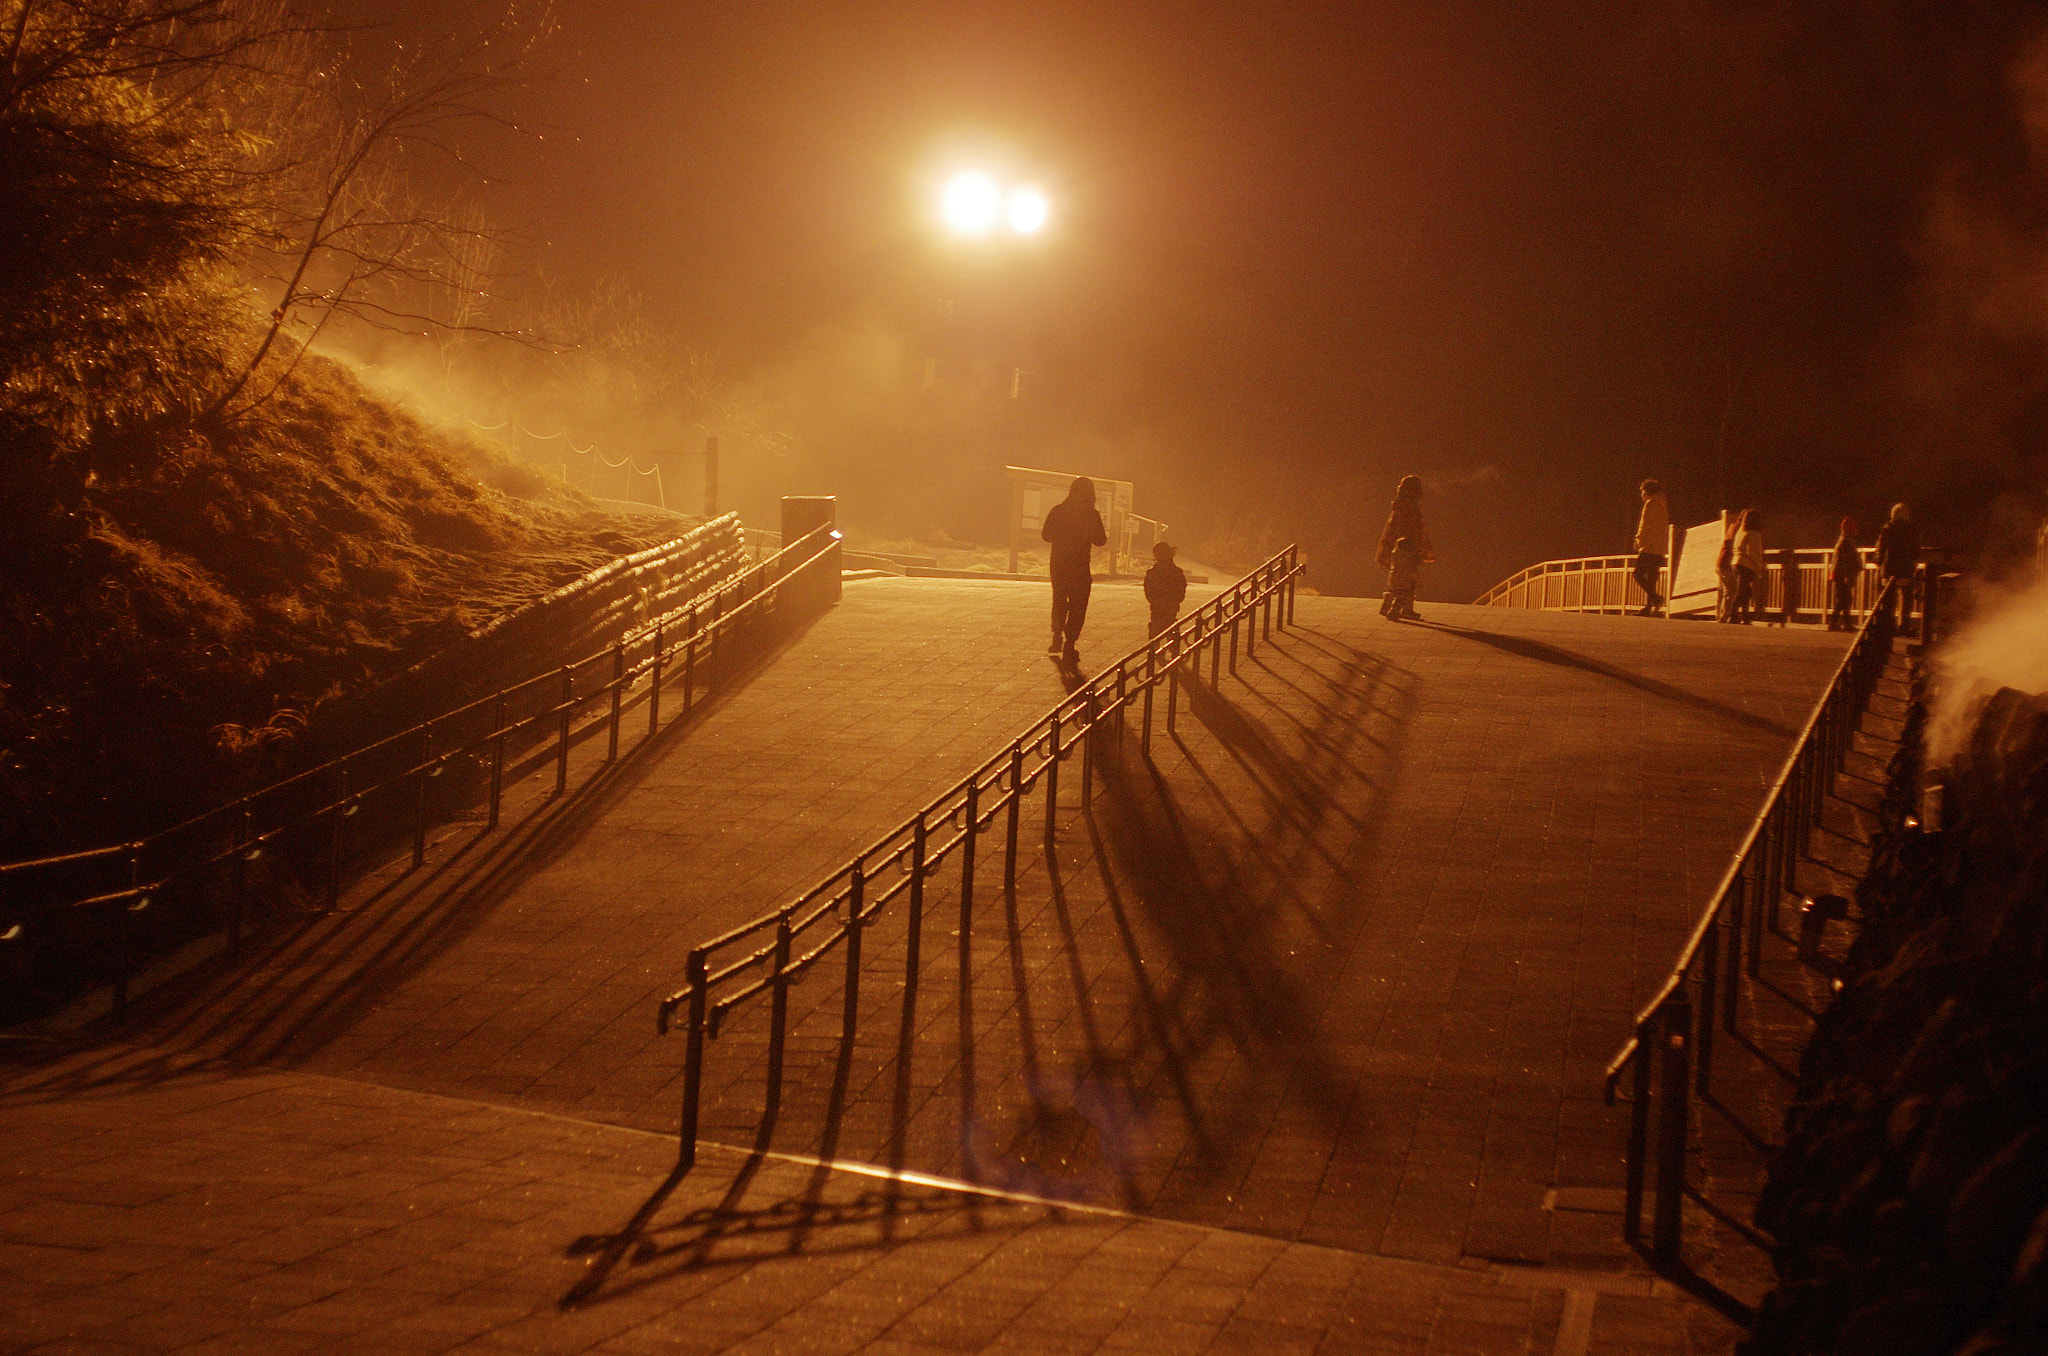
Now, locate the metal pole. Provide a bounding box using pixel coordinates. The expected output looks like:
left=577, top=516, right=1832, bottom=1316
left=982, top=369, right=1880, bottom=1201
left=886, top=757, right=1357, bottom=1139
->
left=231, top=808, right=250, bottom=949
left=1697, top=913, right=1720, bottom=1093
left=1080, top=692, right=1095, bottom=807
left=907, top=815, right=926, bottom=982
left=412, top=729, right=431, bottom=868
left=1624, top=1020, right=1652, bottom=1247
left=1141, top=649, right=1156, bottom=754
left=843, top=862, right=865, bottom=1041
left=555, top=667, right=573, bottom=795
left=649, top=622, right=665, bottom=734
left=489, top=693, right=506, bottom=829
left=683, top=607, right=696, bottom=715
left=766, top=912, right=791, bottom=1117
left=608, top=643, right=624, bottom=762
left=1653, top=990, right=1692, bottom=1266
left=1004, top=745, right=1023, bottom=895
left=1044, top=717, right=1060, bottom=854
left=327, top=764, right=348, bottom=911
left=679, top=949, right=706, bottom=1169
left=958, top=782, right=978, bottom=1172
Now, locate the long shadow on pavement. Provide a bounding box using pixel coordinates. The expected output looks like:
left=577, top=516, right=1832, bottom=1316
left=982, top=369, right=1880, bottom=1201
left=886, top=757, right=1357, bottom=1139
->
left=0, top=609, right=834, bottom=1101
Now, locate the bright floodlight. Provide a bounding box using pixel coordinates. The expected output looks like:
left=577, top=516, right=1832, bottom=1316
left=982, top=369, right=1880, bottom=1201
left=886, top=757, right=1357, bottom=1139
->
left=1007, top=186, right=1048, bottom=233
left=942, top=172, right=1001, bottom=234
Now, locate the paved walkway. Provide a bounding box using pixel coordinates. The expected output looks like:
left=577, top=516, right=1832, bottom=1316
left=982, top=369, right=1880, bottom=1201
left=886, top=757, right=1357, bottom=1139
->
left=1, top=583, right=1861, bottom=1352
left=1, top=1047, right=1721, bottom=1355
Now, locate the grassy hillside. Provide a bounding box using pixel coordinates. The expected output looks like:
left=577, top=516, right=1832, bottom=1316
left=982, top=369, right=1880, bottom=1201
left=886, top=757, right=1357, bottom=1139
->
left=0, top=3, right=677, bottom=860
left=0, top=350, right=673, bottom=862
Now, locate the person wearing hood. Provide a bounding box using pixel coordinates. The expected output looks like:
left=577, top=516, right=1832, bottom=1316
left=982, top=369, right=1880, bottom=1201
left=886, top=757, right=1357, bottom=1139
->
left=1631, top=478, right=1670, bottom=617
left=1826, top=517, right=1862, bottom=631
left=1875, top=502, right=1921, bottom=623
left=1041, top=475, right=1107, bottom=665
left=1374, top=475, right=1433, bottom=595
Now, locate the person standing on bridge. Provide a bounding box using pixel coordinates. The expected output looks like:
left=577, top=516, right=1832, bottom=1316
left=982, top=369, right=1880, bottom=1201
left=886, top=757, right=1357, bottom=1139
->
left=1375, top=475, right=1434, bottom=586
left=1732, top=508, right=1765, bottom=624
left=1631, top=478, right=1670, bottom=617
left=1826, top=516, right=1861, bottom=631
left=1876, top=502, right=1921, bottom=624
left=1042, top=475, right=1107, bottom=665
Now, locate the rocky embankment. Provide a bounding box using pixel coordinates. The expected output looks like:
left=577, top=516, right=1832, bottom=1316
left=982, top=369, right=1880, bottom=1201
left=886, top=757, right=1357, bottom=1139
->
left=1749, top=684, right=2048, bottom=1355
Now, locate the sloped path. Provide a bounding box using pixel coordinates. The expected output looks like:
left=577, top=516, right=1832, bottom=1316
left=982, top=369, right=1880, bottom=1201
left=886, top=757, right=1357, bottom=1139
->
left=2, top=585, right=1854, bottom=1353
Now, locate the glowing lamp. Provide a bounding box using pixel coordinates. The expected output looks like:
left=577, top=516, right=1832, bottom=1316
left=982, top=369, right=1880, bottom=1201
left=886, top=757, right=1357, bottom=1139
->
left=1006, top=187, right=1048, bottom=233
left=942, top=172, right=1001, bottom=234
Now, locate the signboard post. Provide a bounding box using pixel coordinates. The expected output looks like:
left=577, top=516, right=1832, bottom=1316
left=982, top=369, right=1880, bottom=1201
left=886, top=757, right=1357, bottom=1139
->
left=1005, top=466, right=1134, bottom=576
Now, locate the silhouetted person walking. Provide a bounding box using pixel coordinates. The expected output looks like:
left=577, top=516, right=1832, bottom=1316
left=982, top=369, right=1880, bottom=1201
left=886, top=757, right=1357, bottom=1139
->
left=1042, top=476, right=1107, bottom=664
left=1875, top=502, right=1921, bottom=623
left=1632, top=478, right=1669, bottom=616
left=1826, top=516, right=1860, bottom=631
left=1144, top=541, right=1187, bottom=637
left=1375, top=475, right=1433, bottom=616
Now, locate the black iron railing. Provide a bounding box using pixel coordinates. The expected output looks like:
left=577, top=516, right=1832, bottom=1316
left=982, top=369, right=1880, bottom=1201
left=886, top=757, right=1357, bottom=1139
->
left=656, top=545, right=1305, bottom=1169
left=1603, top=578, right=1901, bottom=1270
left=0, top=523, right=843, bottom=1017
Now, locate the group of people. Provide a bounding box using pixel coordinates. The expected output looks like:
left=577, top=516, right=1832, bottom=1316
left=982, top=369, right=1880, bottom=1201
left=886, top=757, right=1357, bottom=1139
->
left=1627, top=480, right=1922, bottom=628
left=1043, top=467, right=1924, bottom=661
left=1038, top=476, right=1188, bottom=667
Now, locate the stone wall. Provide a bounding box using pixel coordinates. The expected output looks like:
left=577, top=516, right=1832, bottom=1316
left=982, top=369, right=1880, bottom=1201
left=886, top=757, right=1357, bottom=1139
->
left=1750, top=684, right=2048, bottom=1356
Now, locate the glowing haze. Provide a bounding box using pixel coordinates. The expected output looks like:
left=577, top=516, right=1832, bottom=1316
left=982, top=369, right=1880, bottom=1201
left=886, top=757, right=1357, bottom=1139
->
left=333, top=0, right=2048, bottom=598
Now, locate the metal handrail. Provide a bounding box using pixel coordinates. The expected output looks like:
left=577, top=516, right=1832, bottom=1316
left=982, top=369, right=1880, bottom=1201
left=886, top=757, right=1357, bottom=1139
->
left=1601, top=577, right=1901, bottom=1272
left=0, top=523, right=845, bottom=1019
left=656, top=545, right=1306, bottom=1168
left=1475, top=547, right=1894, bottom=624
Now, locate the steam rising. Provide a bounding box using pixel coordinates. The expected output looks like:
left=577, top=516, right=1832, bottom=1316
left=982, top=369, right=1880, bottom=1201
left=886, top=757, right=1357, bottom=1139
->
left=1927, top=568, right=2048, bottom=768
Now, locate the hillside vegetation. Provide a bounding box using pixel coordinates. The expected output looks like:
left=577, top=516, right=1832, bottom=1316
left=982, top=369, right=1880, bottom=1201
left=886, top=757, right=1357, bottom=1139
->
left=0, top=3, right=667, bottom=859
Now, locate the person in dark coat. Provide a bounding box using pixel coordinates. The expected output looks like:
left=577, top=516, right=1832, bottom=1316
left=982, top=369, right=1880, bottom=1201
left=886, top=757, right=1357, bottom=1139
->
left=1875, top=502, right=1921, bottom=623
left=1375, top=474, right=1433, bottom=583
left=1826, top=516, right=1861, bottom=631
left=1143, top=541, right=1188, bottom=637
left=1041, top=476, right=1107, bottom=663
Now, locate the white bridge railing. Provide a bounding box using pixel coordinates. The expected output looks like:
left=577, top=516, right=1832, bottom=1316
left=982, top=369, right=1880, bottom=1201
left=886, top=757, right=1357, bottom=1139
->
left=1475, top=547, right=1894, bottom=624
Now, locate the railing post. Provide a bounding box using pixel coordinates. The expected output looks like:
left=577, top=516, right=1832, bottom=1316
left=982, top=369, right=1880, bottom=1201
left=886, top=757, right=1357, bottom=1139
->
left=1166, top=645, right=1179, bottom=734
left=683, top=607, right=695, bottom=715
left=1004, top=745, right=1023, bottom=895
left=1080, top=690, right=1096, bottom=807
left=766, top=911, right=791, bottom=1117
left=114, top=845, right=141, bottom=1022
left=608, top=643, right=624, bottom=762
left=412, top=728, right=431, bottom=869
left=843, top=862, right=865, bottom=1041
left=1653, top=989, right=1693, bottom=1266
left=1920, top=562, right=1937, bottom=645
left=958, top=781, right=979, bottom=1173
left=678, top=949, right=706, bottom=1169
left=1210, top=621, right=1221, bottom=687
left=710, top=592, right=724, bottom=687
left=649, top=622, right=665, bottom=734
left=555, top=667, right=573, bottom=795
left=327, top=763, right=349, bottom=911
left=1229, top=612, right=1240, bottom=675
left=489, top=693, right=506, bottom=829
left=907, top=813, right=927, bottom=981
left=1044, top=717, right=1061, bottom=854
left=1142, top=648, right=1156, bottom=755
left=231, top=808, right=251, bottom=949
left=1625, top=1019, right=1652, bottom=1248
left=1697, top=909, right=1720, bottom=1094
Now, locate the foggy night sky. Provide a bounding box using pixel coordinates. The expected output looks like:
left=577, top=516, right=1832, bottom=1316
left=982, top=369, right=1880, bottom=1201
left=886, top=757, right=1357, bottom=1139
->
left=343, top=0, right=2048, bottom=599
